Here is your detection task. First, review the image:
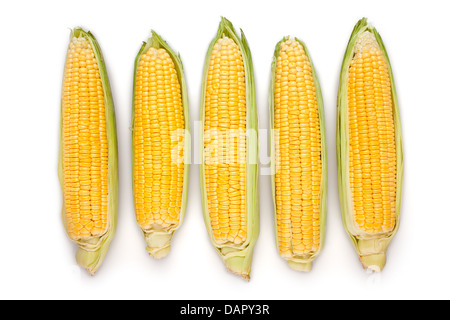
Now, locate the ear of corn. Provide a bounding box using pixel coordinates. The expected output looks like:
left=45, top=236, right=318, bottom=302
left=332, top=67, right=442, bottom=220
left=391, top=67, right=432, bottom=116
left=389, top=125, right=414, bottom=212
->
left=200, top=17, right=259, bottom=280
left=337, top=18, right=403, bottom=272
left=132, top=31, right=190, bottom=259
left=58, top=28, right=118, bottom=275
left=269, top=37, right=327, bottom=272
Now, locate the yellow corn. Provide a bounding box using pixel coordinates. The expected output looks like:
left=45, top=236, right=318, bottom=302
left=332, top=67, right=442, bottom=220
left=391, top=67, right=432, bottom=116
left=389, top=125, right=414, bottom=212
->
left=200, top=18, right=259, bottom=280
left=132, top=32, right=190, bottom=258
left=204, top=36, right=247, bottom=245
left=62, top=36, right=108, bottom=240
left=59, top=28, right=118, bottom=275
left=347, top=31, right=396, bottom=234
left=270, top=37, right=327, bottom=271
left=337, top=18, right=403, bottom=272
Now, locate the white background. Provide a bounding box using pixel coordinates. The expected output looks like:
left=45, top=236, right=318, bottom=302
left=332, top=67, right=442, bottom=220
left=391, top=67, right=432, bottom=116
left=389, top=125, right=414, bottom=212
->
left=0, top=0, right=449, bottom=300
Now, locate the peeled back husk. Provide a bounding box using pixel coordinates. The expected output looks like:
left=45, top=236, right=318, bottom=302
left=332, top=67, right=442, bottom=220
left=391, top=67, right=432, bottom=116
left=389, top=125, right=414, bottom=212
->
left=131, top=31, right=190, bottom=259
left=269, top=37, right=328, bottom=272
left=58, top=28, right=119, bottom=275
left=199, top=17, right=259, bottom=280
left=336, top=18, right=404, bottom=272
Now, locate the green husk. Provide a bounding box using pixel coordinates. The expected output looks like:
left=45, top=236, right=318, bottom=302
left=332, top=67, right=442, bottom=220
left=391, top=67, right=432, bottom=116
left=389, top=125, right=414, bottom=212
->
left=131, top=31, right=190, bottom=259
left=58, top=28, right=118, bottom=275
left=269, top=37, right=328, bottom=272
left=337, top=18, right=404, bottom=272
left=199, top=17, right=259, bottom=280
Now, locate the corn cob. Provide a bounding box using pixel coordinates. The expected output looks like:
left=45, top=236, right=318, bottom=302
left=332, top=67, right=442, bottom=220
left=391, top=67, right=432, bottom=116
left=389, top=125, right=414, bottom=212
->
left=200, top=18, right=259, bottom=280
left=337, top=18, right=403, bottom=272
left=269, top=37, right=327, bottom=272
left=132, top=31, right=190, bottom=258
left=58, top=28, right=118, bottom=275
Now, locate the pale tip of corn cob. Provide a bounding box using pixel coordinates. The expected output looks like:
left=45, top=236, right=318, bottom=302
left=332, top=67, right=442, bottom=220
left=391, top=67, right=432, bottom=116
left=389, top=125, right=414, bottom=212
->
left=224, top=256, right=252, bottom=281
left=356, top=238, right=389, bottom=272
left=287, top=260, right=313, bottom=273
left=359, top=253, right=386, bottom=273
left=75, top=245, right=111, bottom=276
left=143, top=231, right=173, bottom=259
